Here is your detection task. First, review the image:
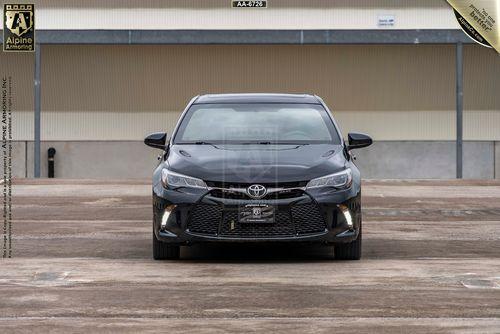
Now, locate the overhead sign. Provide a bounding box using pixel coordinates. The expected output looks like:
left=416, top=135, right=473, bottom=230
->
left=232, top=1, right=267, bottom=8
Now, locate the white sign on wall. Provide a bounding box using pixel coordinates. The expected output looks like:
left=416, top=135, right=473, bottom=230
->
left=378, top=15, right=395, bottom=27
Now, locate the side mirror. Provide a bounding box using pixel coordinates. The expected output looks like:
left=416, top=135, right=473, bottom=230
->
left=144, top=132, right=167, bottom=150
left=347, top=132, right=372, bottom=150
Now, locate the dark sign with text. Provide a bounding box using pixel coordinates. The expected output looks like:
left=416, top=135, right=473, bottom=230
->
left=3, top=4, right=35, bottom=52
left=232, top=1, right=267, bottom=8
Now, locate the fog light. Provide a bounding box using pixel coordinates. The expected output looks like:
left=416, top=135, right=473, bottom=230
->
left=338, top=204, right=353, bottom=229
left=161, top=204, right=176, bottom=229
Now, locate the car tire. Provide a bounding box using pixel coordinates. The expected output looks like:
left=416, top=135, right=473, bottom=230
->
left=334, top=222, right=362, bottom=260
left=152, top=230, right=180, bottom=260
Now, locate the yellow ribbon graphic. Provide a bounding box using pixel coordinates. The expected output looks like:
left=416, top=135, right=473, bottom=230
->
left=447, top=0, right=500, bottom=52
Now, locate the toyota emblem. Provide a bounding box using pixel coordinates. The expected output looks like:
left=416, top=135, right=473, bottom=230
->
left=247, top=184, right=267, bottom=199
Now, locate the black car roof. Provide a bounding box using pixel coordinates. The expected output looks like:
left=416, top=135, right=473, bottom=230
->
left=194, top=93, right=321, bottom=104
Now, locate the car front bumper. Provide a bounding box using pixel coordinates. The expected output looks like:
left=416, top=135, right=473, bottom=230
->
left=153, top=184, right=361, bottom=245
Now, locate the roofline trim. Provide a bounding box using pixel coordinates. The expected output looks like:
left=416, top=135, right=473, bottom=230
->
left=192, top=101, right=323, bottom=104
left=0, top=29, right=473, bottom=44
left=193, top=93, right=322, bottom=104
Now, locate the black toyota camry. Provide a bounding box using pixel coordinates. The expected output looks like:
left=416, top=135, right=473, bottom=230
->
left=145, top=93, right=372, bottom=260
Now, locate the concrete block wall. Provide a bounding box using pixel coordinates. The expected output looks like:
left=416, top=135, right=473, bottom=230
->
left=496, top=142, right=500, bottom=179
left=5, top=142, right=28, bottom=179
left=4, top=140, right=500, bottom=179
left=24, top=141, right=161, bottom=179
left=353, top=141, right=496, bottom=179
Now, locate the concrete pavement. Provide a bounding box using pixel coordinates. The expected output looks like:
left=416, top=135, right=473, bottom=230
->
left=1, top=179, right=500, bottom=333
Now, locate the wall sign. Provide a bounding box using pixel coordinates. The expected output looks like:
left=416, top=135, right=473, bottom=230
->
left=378, top=15, right=395, bottom=27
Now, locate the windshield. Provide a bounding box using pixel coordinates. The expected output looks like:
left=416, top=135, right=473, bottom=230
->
left=174, top=103, right=341, bottom=145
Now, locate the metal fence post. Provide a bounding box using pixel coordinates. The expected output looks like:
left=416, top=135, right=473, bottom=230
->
left=456, top=42, right=463, bottom=179
left=34, top=43, right=41, bottom=178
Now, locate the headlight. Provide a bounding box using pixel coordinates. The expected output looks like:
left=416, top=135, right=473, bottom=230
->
left=161, top=169, right=207, bottom=189
left=306, top=168, right=352, bottom=189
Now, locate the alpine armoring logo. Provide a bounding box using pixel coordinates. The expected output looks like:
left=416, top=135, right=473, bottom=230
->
left=454, top=9, right=491, bottom=48
left=446, top=0, right=499, bottom=53
left=3, top=4, right=35, bottom=52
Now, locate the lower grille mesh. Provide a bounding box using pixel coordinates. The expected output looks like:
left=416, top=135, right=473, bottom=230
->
left=187, top=204, right=221, bottom=235
left=292, top=204, right=328, bottom=234
left=219, top=210, right=295, bottom=238
left=187, top=202, right=326, bottom=238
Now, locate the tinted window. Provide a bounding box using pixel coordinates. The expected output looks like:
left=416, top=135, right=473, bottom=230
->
left=174, top=103, right=340, bottom=144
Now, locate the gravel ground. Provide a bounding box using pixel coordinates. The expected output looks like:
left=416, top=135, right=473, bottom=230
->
left=1, top=179, right=499, bottom=333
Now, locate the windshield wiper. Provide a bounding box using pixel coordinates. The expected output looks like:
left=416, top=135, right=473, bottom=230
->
left=237, top=141, right=272, bottom=145
left=240, top=142, right=310, bottom=146
left=187, top=141, right=310, bottom=147
left=181, top=141, right=220, bottom=148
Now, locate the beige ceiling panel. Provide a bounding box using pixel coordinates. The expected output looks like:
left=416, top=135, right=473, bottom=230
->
left=0, top=0, right=458, bottom=30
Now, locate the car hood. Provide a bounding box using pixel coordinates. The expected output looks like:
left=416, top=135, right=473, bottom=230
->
left=166, top=144, right=346, bottom=184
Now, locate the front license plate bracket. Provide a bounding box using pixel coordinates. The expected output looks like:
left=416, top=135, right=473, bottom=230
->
left=238, top=204, right=274, bottom=224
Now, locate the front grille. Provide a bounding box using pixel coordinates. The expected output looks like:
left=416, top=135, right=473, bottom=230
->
left=187, top=202, right=326, bottom=238
left=187, top=204, right=221, bottom=235
left=209, top=189, right=248, bottom=200
left=292, top=204, right=328, bottom=234
left=209, top=188, right=304, bottom=200
left=205, top=181, right=307, bottom=188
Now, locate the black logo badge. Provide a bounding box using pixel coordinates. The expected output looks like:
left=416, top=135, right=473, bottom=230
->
left=3, top=4, right=35, bottom=52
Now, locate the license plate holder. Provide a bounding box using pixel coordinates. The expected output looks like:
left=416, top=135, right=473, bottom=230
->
left=238, top=204, right=274, bottom=224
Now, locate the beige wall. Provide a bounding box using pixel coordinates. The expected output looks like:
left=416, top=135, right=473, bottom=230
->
left=1, top=51, right=34, bottom=140
left=463, top=46, right=500, bottom=141
left=0, top=0, right=458, bottom=30
left=4, top=44, right=500, bottom=141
